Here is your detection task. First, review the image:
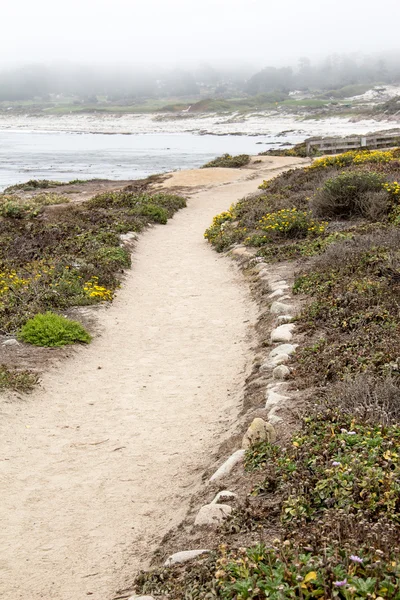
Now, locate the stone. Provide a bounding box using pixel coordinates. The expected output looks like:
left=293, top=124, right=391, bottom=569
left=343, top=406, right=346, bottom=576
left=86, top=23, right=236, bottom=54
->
left=273, top=365, right=291, bottom=380
left=265, top=390, right=289, bottom=411
left=277, top=315, right=293, bottom=324
left=231, top=246, right=254, bottom=259
left=270, top=344, right=297, bottom=358
left=259, top=353, right=289, bottom=372
left=268, top=410, right=284, bottom=425
left=120, top=232, right=138, bottom=245
left=209, top=449, right=245, bottom=483
left=242, top=418, right=276, bottom=449
left=164, top=549, right=210, bottom=567
left=271, top=324, right=295, bottom=343
left=2, top=339, right=19, bottom=346
left=272, top=353, right=290, bottom=365
left=270, top=301, right=294, bottom=315
left=194, top=503, right=232, bottom=527
left=252, top=263, right=267, bottom=272
left=268, top=289, right=285, bottom=299
left=212, top=490, right=237, bottom=504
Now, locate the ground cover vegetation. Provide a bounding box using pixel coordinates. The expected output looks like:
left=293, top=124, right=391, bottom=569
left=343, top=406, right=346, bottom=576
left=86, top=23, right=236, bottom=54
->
left=0, top=181, right=186, bottom=384
left=135, top=149, right=400, bottom=598
left=202, top=154, right=251, bottom=169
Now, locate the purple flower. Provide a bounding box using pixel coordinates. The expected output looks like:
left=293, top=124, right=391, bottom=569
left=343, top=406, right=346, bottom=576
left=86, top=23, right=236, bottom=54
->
left=347, top=431, right=357, bottom=436
left=340, top=428, right=348, bottom=433
left=332, top=461, right=341, bottom=466
left=334, top=579, right=347, bottom=587
left=350, top=555, right=363, bottom=563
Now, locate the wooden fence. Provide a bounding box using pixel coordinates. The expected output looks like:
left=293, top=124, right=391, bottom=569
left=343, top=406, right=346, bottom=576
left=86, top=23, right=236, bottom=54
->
left=306, top=131, right=400, bottom=156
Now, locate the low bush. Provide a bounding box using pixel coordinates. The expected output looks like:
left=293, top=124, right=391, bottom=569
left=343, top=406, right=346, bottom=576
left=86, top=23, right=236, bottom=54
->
left=18, top=312, right=91, bottom=347
left=0, top=365, right=38, bottom=392
left=0, top=186, right=186, bottom=335
left=311, top=171, right=386, bottom=218
left=0, top=192, right=69, bottom=219
left=202, top=153, right=250, bottom=169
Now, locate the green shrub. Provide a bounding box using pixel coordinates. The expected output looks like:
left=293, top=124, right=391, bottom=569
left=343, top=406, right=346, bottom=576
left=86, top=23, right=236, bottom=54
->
left=0, top=193, right=69, bottom=219
left=311, top=171, right=386, bottom=218
left=134, top=203, right=168, bottom=224
left=202, top=153, right=250, bottom=169
left=18, top=312, right=91, bottom=347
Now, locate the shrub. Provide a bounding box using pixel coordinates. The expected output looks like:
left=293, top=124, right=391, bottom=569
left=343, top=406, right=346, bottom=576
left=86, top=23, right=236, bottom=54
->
left=202, top=153, right=250, bottom=169
left=309, top=149, right=400, bottom=171
left=0, top=193, right=69, bottom=219
left=0, top=365, right=38, bottom=392
left=257, top=208, right=327, bottom=239
left=18, top=312, right=91, bottom=347
left=311, top=171, right=386, bottom=218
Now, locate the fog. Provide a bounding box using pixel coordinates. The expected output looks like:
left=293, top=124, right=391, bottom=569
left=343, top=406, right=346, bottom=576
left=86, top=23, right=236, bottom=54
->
left=1, top=0, right=400, bottom=67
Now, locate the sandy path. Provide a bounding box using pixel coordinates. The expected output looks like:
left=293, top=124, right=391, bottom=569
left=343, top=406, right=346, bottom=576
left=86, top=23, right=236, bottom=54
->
left=0, top=157, right=306, bottom=600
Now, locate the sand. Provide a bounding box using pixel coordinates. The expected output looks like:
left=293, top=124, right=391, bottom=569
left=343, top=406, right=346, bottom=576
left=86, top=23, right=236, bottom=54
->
left=0, top=156, right=307, bottom=600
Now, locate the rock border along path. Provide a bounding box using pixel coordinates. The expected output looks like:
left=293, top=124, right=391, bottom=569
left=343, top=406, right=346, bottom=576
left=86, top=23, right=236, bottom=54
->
left=0, top=157, right=306, bottom=600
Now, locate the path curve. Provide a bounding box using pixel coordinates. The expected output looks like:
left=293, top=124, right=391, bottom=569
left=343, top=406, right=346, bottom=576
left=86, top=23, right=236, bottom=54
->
left=0, top=158, right=305, bottom=600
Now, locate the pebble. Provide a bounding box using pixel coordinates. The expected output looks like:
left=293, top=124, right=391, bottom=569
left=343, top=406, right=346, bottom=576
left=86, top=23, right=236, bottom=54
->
left=273, top=365, right=290, bottom=380
left=270, top=344, right=297, bottom=358
left=209, top=449, right=245, bottom=482
left=242, top=417, right=276, bottom=448
left=277, top=314, right=293, bottom=324
left=270, top=301, right=294, bottom=315
left=2, top=339, right=19, bottom=346
left=265, top=390, right=289, bottom=411
left=271, top=324, right=295, bottom=343
left=211, top=490, right=237, bottom=504
left=268, top=289, right=285, bottom=299
left=164, top=549, right=210, bottom=567
left=231, top=246, right=254, bottom=259
left=194, top=503, right=232, bottom=527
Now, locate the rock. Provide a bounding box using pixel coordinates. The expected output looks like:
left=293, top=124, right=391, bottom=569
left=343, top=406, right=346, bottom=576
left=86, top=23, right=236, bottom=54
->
left=242, top=417, right=276, bottom=449
left=271, top=324, right=295, bottom=343
left=269, top=410, right=284, bottom=425
left=209, top=449, right=245, bottom=482
left=2, top=339, right=19, bottom=346
left=259, top=353, right=289, bottom=372
left=270, top=344, right=297, bottom=358
left=194, top=503, right=232, bottom=527
left=273, top=365, right=291, bottom=380
left=277, top=314, right=293, bottom=324
left=270, top=301, right=294, bottom=315
left=212, top=490, right=237, bottom=504
left=272, top=353, right=290, bottom=365
left=231, top=246, right=254, bottom=259
left=120, top=232, right=138, bottom=246
left=268, top=289, right=285, bottom=299
left=164, top=549, right=210, bottom=567
left=267, top=381, right=287, bottom=389
left=252, top=263, right=267, bottom=273
left=265, top=390, right=289, bottom=411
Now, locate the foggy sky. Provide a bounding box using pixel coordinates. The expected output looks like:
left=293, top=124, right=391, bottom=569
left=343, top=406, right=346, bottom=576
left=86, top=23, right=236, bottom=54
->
left=1, top=0, right=400, bottom=67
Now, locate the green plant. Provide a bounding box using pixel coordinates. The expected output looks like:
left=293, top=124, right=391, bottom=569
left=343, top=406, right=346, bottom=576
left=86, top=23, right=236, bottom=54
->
left=18, top=312, right=91, bottom=346
left=202, top=153, right=250, bottom=169
left=0, top=365, right=38, bottom=392
left=311, top=171, right=386, bottom=218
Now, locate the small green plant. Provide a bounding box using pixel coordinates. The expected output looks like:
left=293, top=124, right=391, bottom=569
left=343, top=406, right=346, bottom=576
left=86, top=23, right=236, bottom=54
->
left=202, top=153, right=250, bottom=169
left=18, top=312, right=92, bottom=347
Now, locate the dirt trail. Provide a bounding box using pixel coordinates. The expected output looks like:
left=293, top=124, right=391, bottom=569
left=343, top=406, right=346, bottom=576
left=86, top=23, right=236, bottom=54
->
left=0, top=157, right=306, bottom=600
